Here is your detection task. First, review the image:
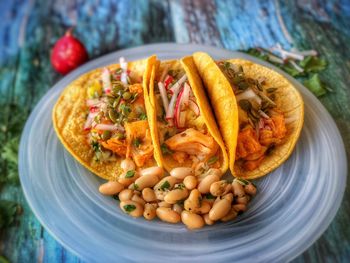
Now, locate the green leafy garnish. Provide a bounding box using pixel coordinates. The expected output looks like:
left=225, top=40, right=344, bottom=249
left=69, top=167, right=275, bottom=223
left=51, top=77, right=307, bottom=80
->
left=207, top=156, right=219, bottom=165
left=299, top=56, right=327, bottom=73
left=133, top=138, right=141, bottom=148
left=160, top=143, right=173, bottom=154
left=91, top=141, right=100, bottom=152
left=236, top=178, right=249, bottom=186
left=174, top=183, right=185, bottom=190
left=0, top=200, right=19, bottom=230
left=133, top=183, right=139, bottom=190
left=123, top=204, right=136, bottom=213
left=138, top=113, right=147, bottom=120
left=125, top=170, right=135, bottom=178
left=304, top=74, right=327, bottom=97
left=204, top=193, right=216, bottom=200
left=160, top=180, right=170, bottom=190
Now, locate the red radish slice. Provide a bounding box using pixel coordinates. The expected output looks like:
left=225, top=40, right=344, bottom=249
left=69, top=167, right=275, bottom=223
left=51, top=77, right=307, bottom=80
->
left=119, top=57, right=128, bottom=84
left=164, top=75, right=174, bottom=90
left=174, top=86, right=185, bottom=127
left=188, top=99, right=200, bottom=116
left=102, top=68, right=111, bottom=92
left=83, top=112, right=98, bottom=130
left=169, top=74, right=187, bottom=94
left=158, top=82, right=169, bottom=113
left=182, top=83, right=190, bottom=107
left=94, top=124, right=123, bottom=131
left=86, top=99, right=101, bottom=107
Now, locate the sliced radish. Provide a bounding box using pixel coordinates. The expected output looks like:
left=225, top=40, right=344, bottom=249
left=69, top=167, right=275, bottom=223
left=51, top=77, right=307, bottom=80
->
left=158, top=82, right=169, bottom=113
left=83, top=112, right=98, bottom=130
left=182, top=83, right=190, bottom=107
left=188, top=99, right=200, bottom=116
left=94, top=124, right=123, bottom=131
left=102, top=68, right=111, bottom=92
left=169, top=74, right=187, bottom=95
left=119, top=57, right=128, bottom=84
left=159, top=64, right=170, bottom=83
left=236, top=88, right=262, bottom=105
left=164, top=75, right=174, bottom=90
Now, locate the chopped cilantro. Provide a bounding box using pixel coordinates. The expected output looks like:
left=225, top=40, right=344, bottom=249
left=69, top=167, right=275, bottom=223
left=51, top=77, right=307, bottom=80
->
left=133, top=138, right=141, bottom=148
left=91, top=141, right=100, bottom=152
left=299, top=56, right=327, bottom=73
left=207, top=156, right=219, bottom=165
left=236, top=178, right=249, bottom=186
left=160, top=143, right=173, bottom=154
left=139, top=113, right=147, bottom=120
left=175, top=183, right=185, bottom=190
left=204, top=193, right=216, bottom=200
left=160, top=180, right=170, bottom=190
left=123, top=204, right=136, bottom=213
left=133, top=183, right=139, bottom=190
left=125, top=170, right=135, bottom=178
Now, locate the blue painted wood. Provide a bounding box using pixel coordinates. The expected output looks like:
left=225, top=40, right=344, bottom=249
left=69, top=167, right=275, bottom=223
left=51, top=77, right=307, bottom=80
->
left=0, top=0, right=349, bottom=262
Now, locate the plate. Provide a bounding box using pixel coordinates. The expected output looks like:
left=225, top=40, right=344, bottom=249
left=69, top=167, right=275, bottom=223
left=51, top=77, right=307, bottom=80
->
left=19, top=44, right=347, bottom=262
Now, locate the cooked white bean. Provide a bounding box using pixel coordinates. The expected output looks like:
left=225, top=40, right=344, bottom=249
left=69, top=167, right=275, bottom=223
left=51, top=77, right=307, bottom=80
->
left=181, top=211, right=205, bottom=229
left=129, top=173, right=159, bottom=190
left=198, top=174, right=220, bottom=194
left=120, top=200, right=143, bottom=217
left=118, top=189, right=134, bottom=201
left=209, top=198, right=231, bottom=221
left=131, top=194, right=146, bottom=205
left=203, top=213, right=214, bottom=225
left=184, top=189, right=202, bottom=212
left=154, top=176, right=178, bottom=191
left=244, top=183, right=257, bottom=196
left=183, top=176, right=198, bottom=190
left=143, top=203, right=157, bottom=220
left=154, top=189, right=168, bottom=201
left=164, top=188, right=189, bottom=204
left=198, top=201, right=211, bottom=214
left=142, top=188, right=157, bottom=202
left=158, top=201, right=172, bottom=208
left=99, top=181, right=124, bottom=195
left=120, top=158, right=136, bottom=172
left=210, top=180, right=231, bottom=196
left=236, top=195, right=248, bottom=205
left=170, top=167, right=193, bottom=179
left=207, top=168, right=222, bottom=178
left=156, top=207, right=181, bottom=223
left=223, top=193, right=234, bottom=203
left=233, top=204, right=247, bottom=213
left=139, top=166, right=164, bottom=179
left=232, top=180, right=246, bottom=198
left=173, top=203, right=183, bottom=214
left=118, top=171, right=139, bottom=187
left=221, top=207, right=238, bottom=222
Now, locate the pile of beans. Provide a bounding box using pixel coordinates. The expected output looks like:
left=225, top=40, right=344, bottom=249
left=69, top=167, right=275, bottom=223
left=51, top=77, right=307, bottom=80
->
left=99, top=159, right=256, bottom=229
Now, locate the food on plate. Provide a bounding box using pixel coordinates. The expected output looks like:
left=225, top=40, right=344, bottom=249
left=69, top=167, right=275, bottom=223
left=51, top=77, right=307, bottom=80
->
left=52, top=56, right=157, bottom=180
left=146, top=56, right=229, bottom=177
left=193, top=52, right=304, bottom=179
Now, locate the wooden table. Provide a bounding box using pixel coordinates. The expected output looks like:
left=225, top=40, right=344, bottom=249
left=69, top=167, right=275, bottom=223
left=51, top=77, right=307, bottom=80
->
left=1, top=0, right=349, bottom=262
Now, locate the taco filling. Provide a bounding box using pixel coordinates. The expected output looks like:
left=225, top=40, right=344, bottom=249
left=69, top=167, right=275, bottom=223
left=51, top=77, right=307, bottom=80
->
left=84, top=58, right=153, bottom=167
left=218, top=61, right=287, bottom=172
left=153, top=62, right=221, bottom=173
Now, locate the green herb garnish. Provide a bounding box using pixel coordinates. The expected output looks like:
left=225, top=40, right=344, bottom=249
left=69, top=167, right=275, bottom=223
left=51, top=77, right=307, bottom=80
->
left=133, top=183, right=139, bottom=190
left=139, top=113, right=147, bottom=120
left=91, top=141, right=100, bottom=152
left=133, top=138, right=141, bottom=148
left=123, top=204, right=136, bottom=213
left=160, top=181, right=170, bottom=190
left=204, top=193, right=216, bottom=200
left=175, top=183, right=185, bottom=190
left=160, top=143, right=173, bottom=154
left=207, top=156, right=219, bottom=165
left=303, top=74, right=327, bottom=97
left=125, top=170, right=135, bottom=178
left=236, top=178, right=249, bottom=186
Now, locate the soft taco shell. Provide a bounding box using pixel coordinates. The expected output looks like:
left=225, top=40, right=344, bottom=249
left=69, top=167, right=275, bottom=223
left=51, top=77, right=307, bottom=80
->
left=193, top=52, right=304, bottom=179
left=147, top=56, right=229, bottom=174
left=52, top=56, right=156, bottom=181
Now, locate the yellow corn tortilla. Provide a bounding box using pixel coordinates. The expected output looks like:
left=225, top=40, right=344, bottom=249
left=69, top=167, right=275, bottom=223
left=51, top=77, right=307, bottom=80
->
left=52, top=56, right=157, bottom=181
left=147, top=56, right=229, bottom=174
left=193, top=52, right=304, bottom=179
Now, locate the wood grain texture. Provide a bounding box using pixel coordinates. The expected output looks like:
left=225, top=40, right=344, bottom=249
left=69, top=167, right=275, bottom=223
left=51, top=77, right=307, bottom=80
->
left=0, top=0, right=349, bottom=262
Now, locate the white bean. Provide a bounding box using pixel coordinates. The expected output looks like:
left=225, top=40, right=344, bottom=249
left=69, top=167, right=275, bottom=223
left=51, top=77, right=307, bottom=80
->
left=173, top=203, right=183, bottom=214
left=184, top=189, right=202, bottom=212
left=129, top=173, right=159, bottom=190
left=198, top=174, right=220, bottom=194
left=156, top=207, right=181, bottom=223
left=210, top=180, right=231, bottom=196
left=181, top=211, right=205, bottom=229
left=170, top=167, right=193, bottom=179
left=131, top=194, right=146, bottom=205
left=183, top=176, right=198, bottom=190
left=232, top=180, right=246, bottom=198
left=142, top=188, right=157, bottom=202
left=120, top=158, right=136, bottom=172
left=221, top=207, right=238, bottom=222
left=203, top=214, right=214, bottom=225
left=139, top=166, right=164, bottom=179
left=154, top=176, right=178, bottom=191
left=143, top=203, right=157, bottom=220
left=118, top=189, right=134, bottom=201
left=164, top=188, right=189, bottom=204
left=209, top=198, right=231, bottom=221
left=99, top=181, right=124, bottom=195
left=120, top=200, right=143, bottom=217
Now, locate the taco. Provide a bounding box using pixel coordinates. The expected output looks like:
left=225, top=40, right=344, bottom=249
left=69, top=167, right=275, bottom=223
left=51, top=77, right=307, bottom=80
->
left=193, top=52, right=304, bottom=179
left=146, top=56, right=229, bottom=176
left=52, top=56, right=157, bottom=180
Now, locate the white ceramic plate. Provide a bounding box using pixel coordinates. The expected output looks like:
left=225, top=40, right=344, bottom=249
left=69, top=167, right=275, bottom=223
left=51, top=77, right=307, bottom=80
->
left=19, top=44, right=347, bottom=263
